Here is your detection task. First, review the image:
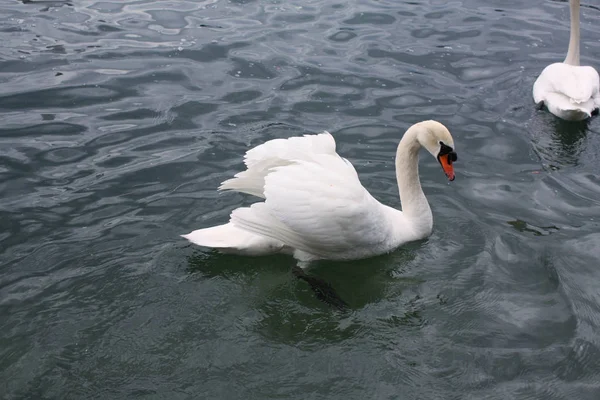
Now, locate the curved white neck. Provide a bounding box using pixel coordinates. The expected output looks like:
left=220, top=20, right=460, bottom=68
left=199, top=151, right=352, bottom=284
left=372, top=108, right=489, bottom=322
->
left=564, top=0, right=580, bottom=66
left=395, top=125, right=432, bottom=223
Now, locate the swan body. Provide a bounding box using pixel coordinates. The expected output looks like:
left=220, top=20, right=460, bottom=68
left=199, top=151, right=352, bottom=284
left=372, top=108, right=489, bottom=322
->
left=533, top=0, right=600, bottom=120
left=182, top=120, right=458, bottom=263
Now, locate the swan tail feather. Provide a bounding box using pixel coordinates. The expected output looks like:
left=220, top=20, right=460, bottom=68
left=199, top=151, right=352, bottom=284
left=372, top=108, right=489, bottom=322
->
left=534, top=63, right=600, bottom=120
left=181, top=222, right=285, bottom=256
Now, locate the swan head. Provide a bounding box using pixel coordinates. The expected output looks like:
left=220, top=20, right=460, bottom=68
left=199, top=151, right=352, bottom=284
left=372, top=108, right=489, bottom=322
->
left=415, top=120, right=458, bottom=181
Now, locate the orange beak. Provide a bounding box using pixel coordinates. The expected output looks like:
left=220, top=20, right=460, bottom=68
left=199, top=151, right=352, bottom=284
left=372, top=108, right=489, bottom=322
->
left=438, top=154, right=455, bottom=181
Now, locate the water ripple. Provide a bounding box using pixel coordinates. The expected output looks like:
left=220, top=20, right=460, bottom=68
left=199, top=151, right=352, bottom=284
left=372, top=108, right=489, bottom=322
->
left=2, top=0, right=600, bottom=398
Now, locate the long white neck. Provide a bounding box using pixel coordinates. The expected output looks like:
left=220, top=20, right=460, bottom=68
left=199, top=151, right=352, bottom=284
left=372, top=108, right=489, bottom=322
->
left=395, top=124, right=432, bottom=225
left=564, top=0, right=580, bottom=66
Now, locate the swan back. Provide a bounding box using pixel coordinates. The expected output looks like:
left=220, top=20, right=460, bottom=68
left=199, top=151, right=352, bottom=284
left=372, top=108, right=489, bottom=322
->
left=533, top=63, right=600, bottom=120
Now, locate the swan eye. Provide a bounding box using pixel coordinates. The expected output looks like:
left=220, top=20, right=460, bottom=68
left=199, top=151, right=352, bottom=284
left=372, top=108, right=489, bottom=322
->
left=438, top=142, right=453, bottom=156
left=438, top=142, right=457, bottom=164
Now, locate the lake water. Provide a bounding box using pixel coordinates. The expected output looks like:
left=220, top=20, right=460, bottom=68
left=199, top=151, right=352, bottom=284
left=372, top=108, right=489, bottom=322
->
left=2, top=0, right=600, bottom=398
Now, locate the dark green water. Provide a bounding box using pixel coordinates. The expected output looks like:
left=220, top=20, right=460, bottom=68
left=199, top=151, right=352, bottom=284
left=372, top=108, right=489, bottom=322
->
left=2, top=0, right=600, bottom=398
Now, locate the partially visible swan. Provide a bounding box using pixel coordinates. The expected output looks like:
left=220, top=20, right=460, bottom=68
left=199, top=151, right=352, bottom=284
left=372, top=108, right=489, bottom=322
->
left=533, top=0, right=600, bottom=120
left=182, top=120, right=458, bottom=263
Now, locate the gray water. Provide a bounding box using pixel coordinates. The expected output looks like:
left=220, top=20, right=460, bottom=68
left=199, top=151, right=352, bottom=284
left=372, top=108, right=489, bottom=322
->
left=2, top=0, right=600, bottom=399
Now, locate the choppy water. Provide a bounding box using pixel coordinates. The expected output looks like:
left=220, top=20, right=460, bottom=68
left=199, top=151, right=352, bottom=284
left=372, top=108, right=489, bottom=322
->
left=2, top=0, right=600, bottom=398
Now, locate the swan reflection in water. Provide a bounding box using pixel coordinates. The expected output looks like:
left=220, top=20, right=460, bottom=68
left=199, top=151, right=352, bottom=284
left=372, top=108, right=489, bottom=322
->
left=530, top=112, right=591, bottom=169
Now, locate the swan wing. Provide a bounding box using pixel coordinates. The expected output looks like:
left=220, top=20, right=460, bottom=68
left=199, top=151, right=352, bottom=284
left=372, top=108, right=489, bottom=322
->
left=243, top=131, right=338, bottom=167
left=219, top=132, right=346, bottom=198
left=230, top=155, right=394, bottom=260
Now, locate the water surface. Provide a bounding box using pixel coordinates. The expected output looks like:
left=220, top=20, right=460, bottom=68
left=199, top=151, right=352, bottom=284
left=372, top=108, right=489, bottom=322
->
left=2, top=0, right=600, bottom=398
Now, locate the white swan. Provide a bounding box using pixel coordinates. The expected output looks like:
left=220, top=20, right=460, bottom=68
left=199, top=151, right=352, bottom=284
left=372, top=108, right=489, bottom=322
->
left=182, top=120, right=458, bottom=263
left=533, top=0, right=600, bottom=121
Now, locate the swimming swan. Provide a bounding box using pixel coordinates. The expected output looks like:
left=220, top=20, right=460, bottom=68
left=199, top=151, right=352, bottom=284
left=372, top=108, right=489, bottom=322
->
left=533, top=0, right=600, bottom=120
left=182, top=120, right=458, bottom=263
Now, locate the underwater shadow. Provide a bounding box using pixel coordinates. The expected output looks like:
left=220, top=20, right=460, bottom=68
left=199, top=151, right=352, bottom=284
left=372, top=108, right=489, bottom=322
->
left=186, top=249, right=291, bottom=278
left=184, top=243, right=429, bottom=345
left=185, top=242, right=423, bottom=311
left=186, top=249, right=351, bottom=310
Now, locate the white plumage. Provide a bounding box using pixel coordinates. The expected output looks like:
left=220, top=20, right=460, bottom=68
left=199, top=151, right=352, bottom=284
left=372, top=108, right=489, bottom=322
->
left=182, top=121, right=457, bottom=263
left=533, top=0, right=600, bottom=120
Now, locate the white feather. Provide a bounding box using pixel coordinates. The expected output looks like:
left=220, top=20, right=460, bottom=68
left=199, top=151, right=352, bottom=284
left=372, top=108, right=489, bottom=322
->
left=181, top=223, right=286, bottom=256
left=218, top=132, right=340, bottom=198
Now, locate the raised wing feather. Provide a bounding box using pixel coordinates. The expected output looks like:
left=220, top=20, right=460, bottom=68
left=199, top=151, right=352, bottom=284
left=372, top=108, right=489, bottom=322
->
left=219, top=132, right=342, bottom=198
left=230, top=155, right=392, bottom=259
left=244, top=132, right=337, bottom=168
